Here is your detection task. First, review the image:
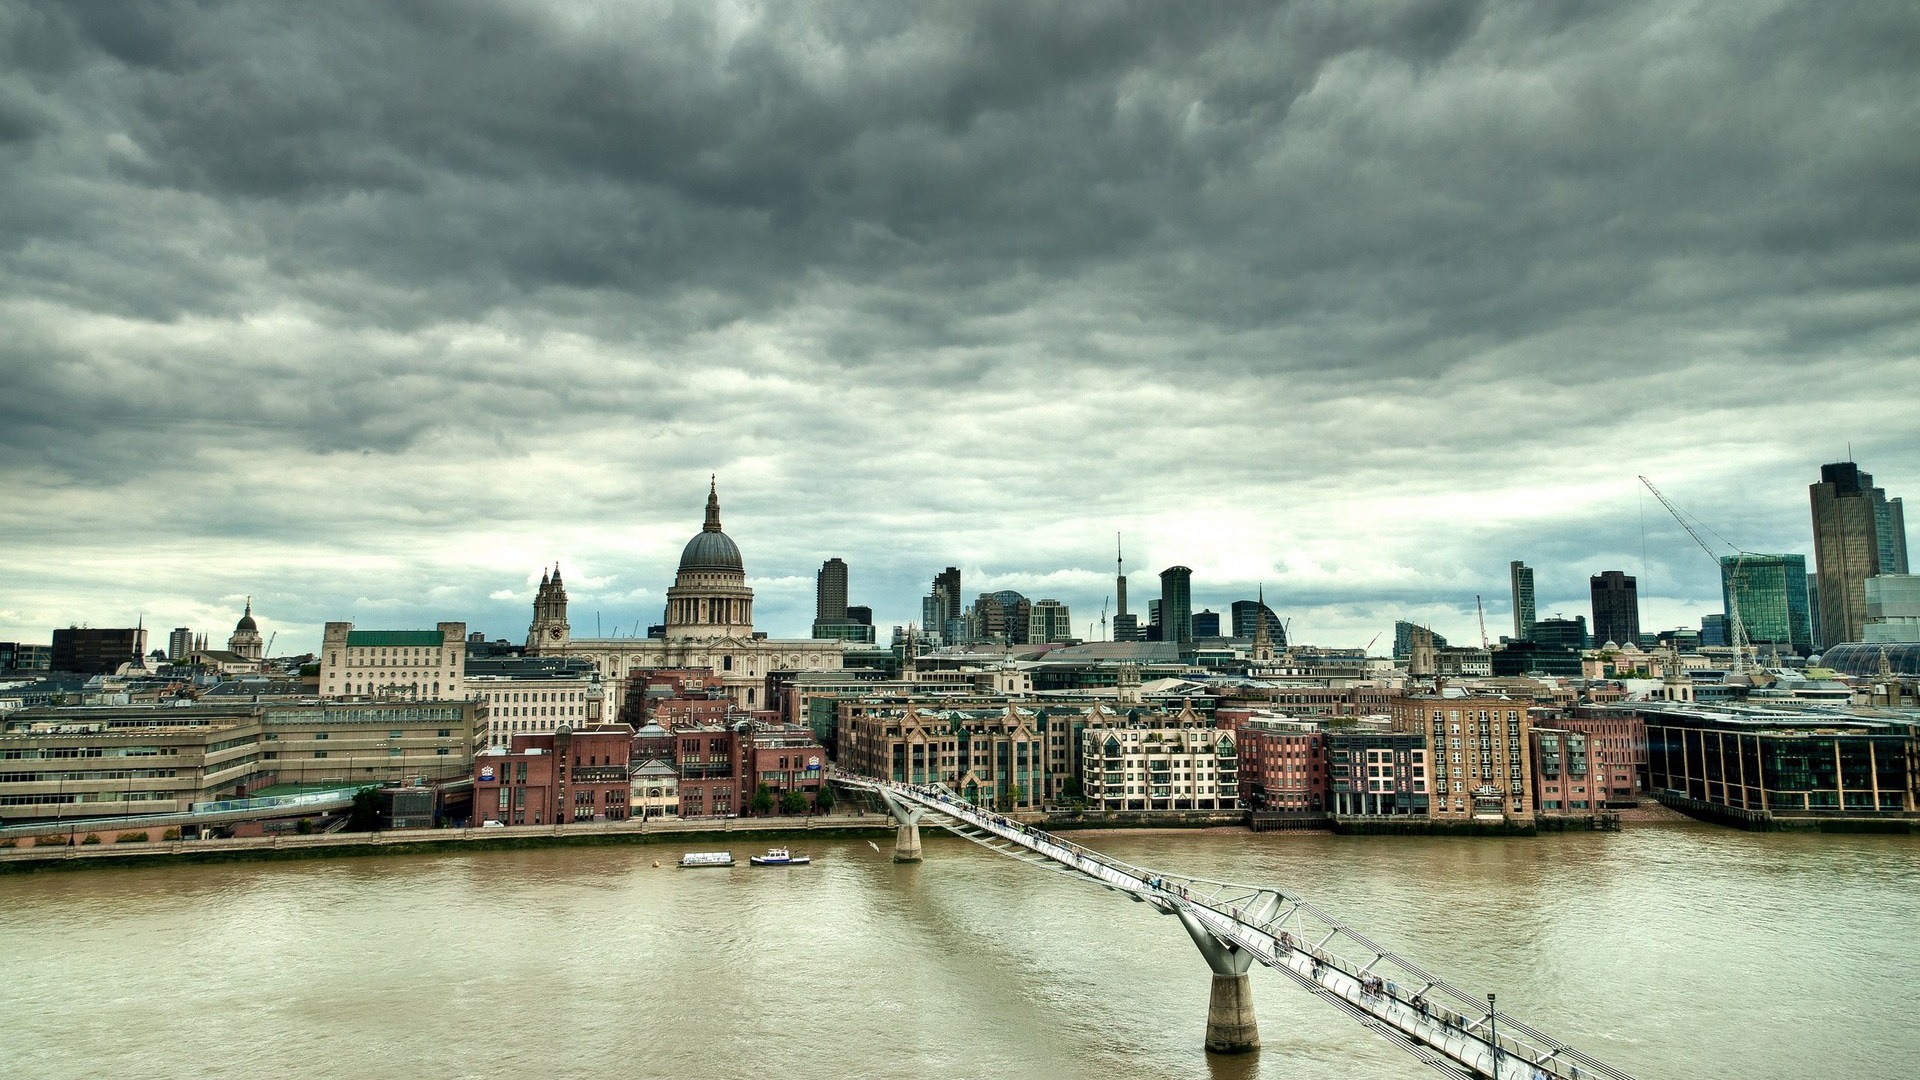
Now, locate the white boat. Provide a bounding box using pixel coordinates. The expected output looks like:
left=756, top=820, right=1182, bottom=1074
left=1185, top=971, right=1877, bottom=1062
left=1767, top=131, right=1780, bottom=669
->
left=678, top=851, right=735, bottom=868
left=749, top=847, right=811, bottom=866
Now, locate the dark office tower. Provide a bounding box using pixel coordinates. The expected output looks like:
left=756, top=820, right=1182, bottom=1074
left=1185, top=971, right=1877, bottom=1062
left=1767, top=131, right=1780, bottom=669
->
left=51, top=626, right=148, bottom=675
left=1159, top=566, right=1194, bottom=645
left=1115, top=534, right=1128, bottom=621
left=1148, top=599, right=1162, bottom=634
left=934, top=567, right=962, bottom=626
left=1701, top=614, right=1729, bottom=648
left=846, top=605, right=872, bottom=626
left=1590, top=571, right=1640, bottom=647
left=1230, top=599, right=1286, bottom=644
left=1810, top=462, right=1906, bottom=646
left=815, top=558, right=849, bottom=622
left=1510, top=561, right=1536, bottom=640
left=1193, top=610, right=1221, bottom=638
left=167, top=627, right=194, bottom=660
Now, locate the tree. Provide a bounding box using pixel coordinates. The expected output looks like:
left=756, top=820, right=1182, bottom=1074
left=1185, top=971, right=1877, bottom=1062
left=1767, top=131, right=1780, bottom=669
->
left=750, top=784, right=775, bottom=815
left=779, top=790, right=807, bottom=816
left=1005, top=784, right=1025, bottom=807
left=348, top=787, right=383, bottom=832
left=814, top=784, right=836, bottom=814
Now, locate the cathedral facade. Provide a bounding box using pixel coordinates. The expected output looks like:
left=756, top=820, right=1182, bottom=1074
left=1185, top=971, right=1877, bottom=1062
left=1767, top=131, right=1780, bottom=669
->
left=525, top=481, right=843, bottom=707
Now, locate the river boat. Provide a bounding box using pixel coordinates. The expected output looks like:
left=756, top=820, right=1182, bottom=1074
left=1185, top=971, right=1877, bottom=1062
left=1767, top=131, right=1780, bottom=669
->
left=749, top=847, right=811, bottom=867
left=678, top=851, right=735, bottom=868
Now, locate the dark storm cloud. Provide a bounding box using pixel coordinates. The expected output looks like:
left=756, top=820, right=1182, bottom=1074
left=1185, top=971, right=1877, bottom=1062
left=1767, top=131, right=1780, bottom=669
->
left=1, top=0, right=1916, bottom=649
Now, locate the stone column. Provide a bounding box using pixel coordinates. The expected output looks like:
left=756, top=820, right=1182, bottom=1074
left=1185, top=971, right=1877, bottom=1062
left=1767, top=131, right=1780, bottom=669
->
left=893, top=818, right=923, bottom=863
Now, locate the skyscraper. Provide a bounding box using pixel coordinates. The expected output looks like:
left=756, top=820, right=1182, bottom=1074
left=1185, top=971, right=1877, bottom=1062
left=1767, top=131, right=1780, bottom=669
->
left=1159, top=566, right=1193, bottom=645
left=1509, top=561, right=1536, bottom=641
left=1590, top=571, right=1640, bottom=648
left=1028, top=599, right=1072, bottom=644
left=167, top=626, right=194, bottom=660
left=935, top=566, right=962, bottom=624
left=1114, top=533, right=1128, bottom=622
left=1230, top=599, right=1285, bottom=643
left=1805, top=573, right=1822, bottom=650
left=1810, top=462, right=1908, bottom=646
left=1719, top=554, right=1812, bottom=653
left=815, top=558, right=849, bottom=622
left=1192, top=610, right=1220, bottom=638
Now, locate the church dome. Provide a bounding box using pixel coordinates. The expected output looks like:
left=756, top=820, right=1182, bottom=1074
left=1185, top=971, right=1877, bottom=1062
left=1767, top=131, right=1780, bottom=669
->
left=680, top=530, right=743, bottom=571
left=678, top=479, right=744, bottom=572
left=235, top=599, right=258, bottom=632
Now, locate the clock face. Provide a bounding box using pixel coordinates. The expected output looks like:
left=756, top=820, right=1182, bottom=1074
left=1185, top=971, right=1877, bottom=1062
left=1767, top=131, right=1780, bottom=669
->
left=549, top=627, right=563, bottom=639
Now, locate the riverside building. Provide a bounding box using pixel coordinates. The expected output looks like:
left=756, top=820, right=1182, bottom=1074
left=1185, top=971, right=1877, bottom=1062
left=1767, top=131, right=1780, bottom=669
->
left=1391, top=692, right=1535, bottom=823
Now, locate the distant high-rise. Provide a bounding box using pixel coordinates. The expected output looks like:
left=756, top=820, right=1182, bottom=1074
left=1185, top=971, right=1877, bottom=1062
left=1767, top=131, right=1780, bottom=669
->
left=167, top=626, right=194, bottom=660
left=1509, top=561, right=1536, bottom=640
left=934, top=567, right=962, bottom=626
left=1192, top=610, right=1221, bottom=638
left=1230, top=599, right=1286, bottom=644
left=1159, top=567, right=1194, bottom=645
left=1392, top=620, right=1448, bottom=660
left=1112, top=614, right=1141, bottom=642
left=1719, top=554, right=1812, bottom=653
left=815, top=558, right=849, bottom=622
left=1114, top=534, right=1128, bottom=622
left=972, top=590, right=1031, bottom=644
left=51, top=626, right=148, bottom=675
left=1028, top=599, right=1073, bottom=644
left=1590, top=571, right=1640, bottom=648
left=1811, top=462, right=1909, bottom=646
left=1701, top=613, right=1729, bottom=648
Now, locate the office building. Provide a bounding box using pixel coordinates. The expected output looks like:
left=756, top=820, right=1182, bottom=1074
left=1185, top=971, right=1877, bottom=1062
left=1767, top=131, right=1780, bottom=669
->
left=465, top=653, right=605, bottom=747
left=1510, top=561, right=1536, bottom=640
left=934, top=567, right=962, bottom=626
left=1719, top=555, right=1813, bottom=653
left=51, top=627, right=148, bottom=676
left=1028, top=599, right=1073, bottom=645
left=971, top=591, right=1032, bottom=644
left=1639, top=702, right=1916, bottom=823
left=1590, top=571, right=1640, bottom=648
left=1864, top=575, right=1920, bottom=643
left=1531, top=616, right=1589, bottom=651
left=168, top=627, right=195, bottom=661
left=1192, top=610, right=1220, bottom=638
left=1811, top=462, right=1909, bottom=646
left=1392, top=620, right=1448, bottom=661
left=1701, top=614, right=1729, bottom=648
left=811, top=558, right=875, bottom=643
left=1159, top=566, right=1193, bottom=645
left=0, top=643, right=52, bottom=671
left=474, top=725, right=636, bottom=826
left=321, top=622, right=467, bottom=701
left=1230, top=599, right=1286, bottom=644
left=1112, top=613, right=1141, bottom=643
left=1806, top=574, right=1822, bottom=650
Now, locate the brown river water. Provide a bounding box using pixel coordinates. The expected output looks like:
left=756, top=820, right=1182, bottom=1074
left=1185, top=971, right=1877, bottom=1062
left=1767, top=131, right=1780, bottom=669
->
left=2, top=823, right=1916, bottom=1079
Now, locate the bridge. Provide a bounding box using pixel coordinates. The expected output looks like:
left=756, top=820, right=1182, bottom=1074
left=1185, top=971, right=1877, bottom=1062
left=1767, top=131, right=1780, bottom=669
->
left=835, top=775, right=1638, bottom=1080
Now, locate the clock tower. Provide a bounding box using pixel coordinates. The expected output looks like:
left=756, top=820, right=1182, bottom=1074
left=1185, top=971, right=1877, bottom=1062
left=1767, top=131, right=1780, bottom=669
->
left=527, top=565, right=572, bottom=650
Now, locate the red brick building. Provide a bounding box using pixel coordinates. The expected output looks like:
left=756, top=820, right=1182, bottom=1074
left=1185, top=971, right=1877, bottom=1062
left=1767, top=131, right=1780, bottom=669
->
left=671, top=720, right=828, bottom=818
left=1232, top=720, right=1328, bottom=813
left=1557, top=710, right=1647, bottom=807
left=474, top=724, right=634, bottom=826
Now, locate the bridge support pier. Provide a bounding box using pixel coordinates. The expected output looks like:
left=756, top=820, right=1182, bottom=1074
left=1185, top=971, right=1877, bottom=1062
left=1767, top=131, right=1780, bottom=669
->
left=1176, top=908, right=1259, bottom=1055
left=875, top=789, right=925, bottom=863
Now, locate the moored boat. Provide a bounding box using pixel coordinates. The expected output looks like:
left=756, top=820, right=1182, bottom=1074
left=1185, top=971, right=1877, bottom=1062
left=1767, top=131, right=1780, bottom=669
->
left=678, top=851, right=735, bottom=868
left=749, top=847, right=811, bottom=866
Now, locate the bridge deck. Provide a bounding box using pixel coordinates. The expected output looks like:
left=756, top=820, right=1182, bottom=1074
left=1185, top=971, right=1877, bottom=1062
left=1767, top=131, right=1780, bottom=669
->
left=839, top=776, right=1637, bottom=1080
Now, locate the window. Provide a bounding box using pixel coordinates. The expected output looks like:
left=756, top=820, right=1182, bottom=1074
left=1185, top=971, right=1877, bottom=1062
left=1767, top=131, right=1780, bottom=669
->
left=314, top=732, right=329, bottom=741
left=437, top=729, right=451, bottom=737
left=314, top=750, right=329, bottom=759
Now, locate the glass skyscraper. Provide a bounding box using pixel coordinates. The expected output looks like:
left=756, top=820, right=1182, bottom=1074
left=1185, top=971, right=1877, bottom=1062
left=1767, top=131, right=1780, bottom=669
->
left=1719, top=554, right=1813, bottom=654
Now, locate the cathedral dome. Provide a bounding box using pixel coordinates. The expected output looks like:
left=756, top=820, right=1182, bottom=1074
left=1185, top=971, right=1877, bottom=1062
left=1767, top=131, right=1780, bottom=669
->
left=235, top=599, right=258, bottom=633
left=678, top=479, right=744, bottom=572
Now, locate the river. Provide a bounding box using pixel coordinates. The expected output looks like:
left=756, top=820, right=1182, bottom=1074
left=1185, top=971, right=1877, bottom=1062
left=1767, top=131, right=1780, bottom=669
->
left=2, top=823, right=1915, bottom=1079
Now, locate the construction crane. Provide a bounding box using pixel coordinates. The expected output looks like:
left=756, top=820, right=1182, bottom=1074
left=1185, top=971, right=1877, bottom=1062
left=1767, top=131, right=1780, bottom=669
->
left=1475, top=596, right=1488, bottom=649
left=1100, top=596, right=1110, bottom=642
left=265, top=631, right=277, bottom=657
left=1639, top=475, right=1753, bottom=675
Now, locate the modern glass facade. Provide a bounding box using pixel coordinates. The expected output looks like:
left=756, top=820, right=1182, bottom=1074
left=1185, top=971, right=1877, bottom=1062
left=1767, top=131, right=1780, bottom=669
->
left=1719, top=554, right=1813, bottom=653
left=1644, top=709, right=1914, bottom=817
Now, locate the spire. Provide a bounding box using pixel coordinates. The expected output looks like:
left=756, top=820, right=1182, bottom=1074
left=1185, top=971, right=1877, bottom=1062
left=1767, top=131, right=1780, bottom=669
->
left=541, top=570, right=550, bottom=588
left=703, top=475, right=723, bottom=533
left=551, top=563, right=562, bottom=585
left=243, top=597, right=251, bottom=618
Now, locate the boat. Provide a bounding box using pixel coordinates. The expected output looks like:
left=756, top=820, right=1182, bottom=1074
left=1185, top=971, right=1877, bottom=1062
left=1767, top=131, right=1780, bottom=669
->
left=749, top=847, right=811, bottom=867
left=678, top=851, right=735, bottom=868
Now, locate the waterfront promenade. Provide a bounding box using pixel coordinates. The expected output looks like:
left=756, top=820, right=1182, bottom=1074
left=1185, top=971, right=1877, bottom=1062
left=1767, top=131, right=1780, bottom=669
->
left=0, top=813, right=893, bottom=871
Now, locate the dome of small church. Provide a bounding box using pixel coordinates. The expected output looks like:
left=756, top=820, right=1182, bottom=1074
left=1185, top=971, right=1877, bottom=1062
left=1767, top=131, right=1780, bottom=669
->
left=678, top=478, right=744, bottom=572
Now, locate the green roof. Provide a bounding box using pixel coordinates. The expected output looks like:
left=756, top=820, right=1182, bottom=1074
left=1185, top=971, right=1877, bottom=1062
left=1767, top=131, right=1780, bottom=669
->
left=345, top=630, right=446, bottom=647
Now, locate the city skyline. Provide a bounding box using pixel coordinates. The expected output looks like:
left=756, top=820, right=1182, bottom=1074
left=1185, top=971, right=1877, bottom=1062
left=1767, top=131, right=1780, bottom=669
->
left=2, top=4, right=1916, bottom=655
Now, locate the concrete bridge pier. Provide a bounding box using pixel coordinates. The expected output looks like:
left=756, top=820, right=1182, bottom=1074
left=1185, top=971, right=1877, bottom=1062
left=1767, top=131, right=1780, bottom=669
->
left=1175, top=908, right=1259, bottom=1055
left=876, top=790, right=925, bottom=863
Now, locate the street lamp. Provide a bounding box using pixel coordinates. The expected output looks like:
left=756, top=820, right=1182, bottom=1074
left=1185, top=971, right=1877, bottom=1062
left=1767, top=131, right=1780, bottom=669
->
left=1487, top=993, right=1498, bottom=1079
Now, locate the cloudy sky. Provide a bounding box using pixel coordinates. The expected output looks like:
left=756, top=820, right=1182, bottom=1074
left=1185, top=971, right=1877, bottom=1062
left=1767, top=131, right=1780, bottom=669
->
left=2, top=0, right=1915, bottom=657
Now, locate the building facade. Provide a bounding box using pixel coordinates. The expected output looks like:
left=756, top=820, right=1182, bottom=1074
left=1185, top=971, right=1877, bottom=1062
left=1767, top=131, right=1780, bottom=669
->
left=1392, top=693, right=1535, bottom=822
left=50, top=627, right=147, bottom=676
left=1811, top=462, right=1908, bottom=647
left=1326, top=732, right=1428, bottom=817
left=1159, top=566, right=1193, bottom=645
left=1510, top=561, right=1536, bottom=641
left=1720, top=554, right=1813, bottom=653
left=1079, top=725, right=1238, bottom=811
left=473, top=725, right=634, bottom=826
left=320, top=622, right=467, bottom=701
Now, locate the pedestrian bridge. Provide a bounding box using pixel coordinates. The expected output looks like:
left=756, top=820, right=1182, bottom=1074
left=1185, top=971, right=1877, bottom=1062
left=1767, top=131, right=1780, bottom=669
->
left=835, top=775, right=1637, bottom=1080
